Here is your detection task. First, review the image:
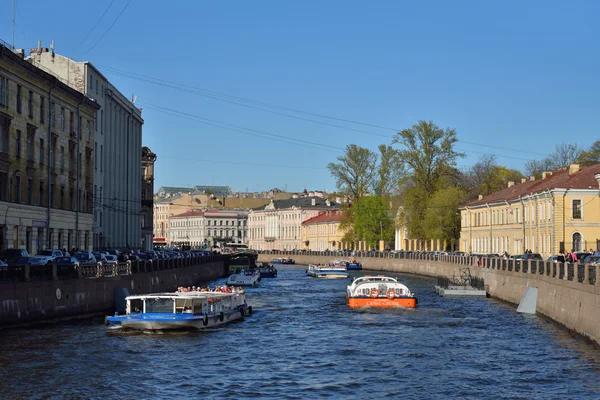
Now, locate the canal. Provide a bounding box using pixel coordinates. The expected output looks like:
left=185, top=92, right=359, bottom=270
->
left=0, top=265, right=599, bottom=399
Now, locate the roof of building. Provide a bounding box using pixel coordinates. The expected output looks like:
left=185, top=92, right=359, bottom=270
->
left=157, top=186, right=194, bottom=195
left=302, top=210, right=343, bottom=225
left=464, top=164, right=600, bottom=207
left=252, top=196, right=337, bottom=211
left=171, top=209, right=247, bottom=219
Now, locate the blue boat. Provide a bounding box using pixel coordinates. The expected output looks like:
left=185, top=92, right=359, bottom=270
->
left=105, top=290, right=252, bottom=331
left=272, top=257, right=295, bottom=265
left=346, top=261, right=362, bottom=270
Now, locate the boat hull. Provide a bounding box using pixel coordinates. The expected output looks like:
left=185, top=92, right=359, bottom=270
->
left=347, top=297, right=417, bottom=308
left=316, top=273, right=348, bottom=279
left=106, top=307, right=251, bottom=331
left=346, top=263, right=362, bottom=270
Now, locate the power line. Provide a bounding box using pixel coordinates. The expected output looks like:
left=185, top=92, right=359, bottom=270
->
left=80, top=0, right=132, bottom=57
left=71, top=0, right=116, bottom=53
left=140, top=103, right=343, bottom=153
left=159, top=156, right=328, bottom=170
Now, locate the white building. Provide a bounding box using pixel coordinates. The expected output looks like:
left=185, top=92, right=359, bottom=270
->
left=248, top=197, right=337, bottom=251
left=169, top=209, right=248, bottom=247
left=29, top=48, right=143, bottom=250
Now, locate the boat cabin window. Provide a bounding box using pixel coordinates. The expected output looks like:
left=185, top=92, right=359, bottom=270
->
left=129, top=299, right=143, bottom=313
left=396, top=289, right=404, bottom=295
left=193, top=299, right=203, bottom=315
left=145, top=298, right=174, bottom=313
left=175, top=298, right=193, bottom=314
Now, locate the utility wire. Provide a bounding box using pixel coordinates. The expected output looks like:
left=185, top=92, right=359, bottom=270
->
left=80, top=0, right=132, bottom=57
left=71, top=0, right=116, bottom=53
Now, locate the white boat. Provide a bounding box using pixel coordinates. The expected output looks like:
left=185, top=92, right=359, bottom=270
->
left=227, top=269, right=261, bottom=286
left=105, top=290, right=252, bottom=330
left=346, top=275, right=417, bottom=308
left=306, top=262, right=348, bottom=279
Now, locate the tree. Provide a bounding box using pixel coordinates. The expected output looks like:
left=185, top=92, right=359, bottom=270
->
left=577, top=140, right=600, bottom=166
left=392, top=121, right=464, bottom=240
left=423, top=187, right=467, bottom=249
left=374, top=144, right=403, bottom=199
left=464, top=155, right=524, bottom=198
left=351, top=196, right=394, bottom=248
left=327, top=144, right=377, bottom=201
left=525, top=143, right=583, bottom=177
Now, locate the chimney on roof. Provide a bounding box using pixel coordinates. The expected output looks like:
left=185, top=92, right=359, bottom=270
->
left=541, top=171, right=553, bottom=179
left=311, top=198, right=316, bottom=206
left=521, top=178, right=527, bottom=183
left=569, top=164, right=580, bottom=176
left=595, top=173, right=600, bottom=189
left=529, top=176, right=535, bottom=181
left=478, top=194, right=483, bottom=200
left=508, top=181, right=514, bottom=188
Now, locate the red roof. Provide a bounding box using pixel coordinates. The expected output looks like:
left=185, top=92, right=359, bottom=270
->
left=465, top=164, right=600, bottom=207
left=302, top=210, right=343, bottom=225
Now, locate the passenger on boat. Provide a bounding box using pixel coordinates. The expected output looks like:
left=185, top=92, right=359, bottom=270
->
left=238, top=286, right=244, bottom=294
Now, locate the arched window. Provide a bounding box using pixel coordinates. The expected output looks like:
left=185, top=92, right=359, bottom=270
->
left=572, top=232, right=582, bottom=252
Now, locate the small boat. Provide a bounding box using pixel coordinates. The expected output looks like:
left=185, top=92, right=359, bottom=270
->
left=347, top=275, right=417, bottom=308
left=227, top=269, right=261, bottom=286
left=306, top=262, right=348, bottom=279
left=345, top=259, right=362, bottom=270
left=272, top=257, right=295, bottom=265
left=256, top=263, right=277, bottom=278
left=105, top=290, right=252, bottom=330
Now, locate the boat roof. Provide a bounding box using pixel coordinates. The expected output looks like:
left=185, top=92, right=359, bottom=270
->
left=125, top=292, right=239, bottom=300
left=350, top=276, right=400, bottom=285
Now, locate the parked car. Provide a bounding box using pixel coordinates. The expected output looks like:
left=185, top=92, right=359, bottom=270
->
left=13, top=257, right=45, bottom=266
left=0, top=249, right=30, bottom=264
left=575, top=252, right=592, bottom=263
left=92, top=252, right=108, bottom=263
left=35, top=249, right=64, bottom=264
left=72, top=251, right=97, bottom=264
left=510, top=253, right=543, bottom=261
left=582, top=255, right=600, bottom=265
left=104, top=255, right=118, bottom=265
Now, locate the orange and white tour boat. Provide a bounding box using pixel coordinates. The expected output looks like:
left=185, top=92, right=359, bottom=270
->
left=347, top=275, right=417, bottom=308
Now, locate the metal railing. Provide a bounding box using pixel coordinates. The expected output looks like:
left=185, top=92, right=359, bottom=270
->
left=0, top=254, right=228, bottom=284
left=256, top=249, right=600, bottom=286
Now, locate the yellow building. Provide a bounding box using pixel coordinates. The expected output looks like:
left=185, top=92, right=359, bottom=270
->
left=460, top=164, right=600, bottom=257
left=301, top=210, right=344, bottom=251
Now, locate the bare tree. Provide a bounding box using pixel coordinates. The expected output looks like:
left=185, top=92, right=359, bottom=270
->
left=547, top=143, right=582, bottom=170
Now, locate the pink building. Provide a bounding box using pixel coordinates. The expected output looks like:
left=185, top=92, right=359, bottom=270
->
left=248, top=197, right=337, bottom=250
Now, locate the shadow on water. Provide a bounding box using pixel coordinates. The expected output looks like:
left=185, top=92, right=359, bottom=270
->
left=0, top=264, right=598, bottom=399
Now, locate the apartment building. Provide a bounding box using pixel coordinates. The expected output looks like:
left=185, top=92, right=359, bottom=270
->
left=301, top=210, right=344, bottom=251
left=0, top=43, right=99, bottom=253
left=459, top=164, right=600, bottom=257
left=169, top=209, right=248, bottom=247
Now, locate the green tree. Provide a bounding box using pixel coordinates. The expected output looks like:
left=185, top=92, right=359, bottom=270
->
left=352, top=196, right=394, bottom=248
left=577, top=140, right=600, bottom=166
left=423, top=187, right=467, bottom=249
left=392, top=121, right=464, bottom=241
left=327, top=144, right=377, bottom=201
left=374, top=144, right=403, bottom=199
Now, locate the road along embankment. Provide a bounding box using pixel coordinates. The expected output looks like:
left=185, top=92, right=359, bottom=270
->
left=0, top=258, right=228, bottom=329
left=259, top=254, right=600, bottom=345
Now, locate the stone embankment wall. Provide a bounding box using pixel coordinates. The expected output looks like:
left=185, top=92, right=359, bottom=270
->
left=0, top=260, right=227, bottom=328
left=259, top=254, right=600, bottom=345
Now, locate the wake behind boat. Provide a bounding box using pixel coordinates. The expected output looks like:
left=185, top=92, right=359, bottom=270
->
left=347, top=275, right=417, bottom=308
left=306, top=262, right=348, bottom=279
left=105, top=289, right=252, bottom=331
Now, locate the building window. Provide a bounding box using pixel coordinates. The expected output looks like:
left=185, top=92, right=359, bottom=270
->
left=100, top=110, right=103, bottom=133
left=60, top=185, right=65, bottom=209
left=0, top=172, right=6, bottom=201
left=572, top=232, right=582, bottom=252
left=39, top=138, right=45, bottom=165
left=0, top=76, right=6, bottom=106
left=95, top=142, right=98, bottom=170
left=88, top=74, right=92, bottom=90
left=16, top=85, right=22, bottom=114
left=15, top=130, right=21, bottom=158
left=60, top=107, right=65, bottom=130
left=86, top=120, right=90, bottom=140
left=50, top=137, right=56, bottom=169
left=70, top=111, right=74, bottom=134
left=50, top=183, right=55, bottom=208
left=100, top=145, right=103, bottom=171
left=39, top=181, right=44, bottom=206
left=60, top=146, right=65, bottom=173
left=70, top=187, right=74, bottom=211
left=27, top=178, right=32, bottom=205
left=14, top=175, right=20, bottom=203
left=28, top=91, right=33, bottom=118
left=95, top=112, right=97, bottom=131
left=27, top=130, right=34, bottom=161
left=572, top=199, right=582, bottom=219
left=51, top=102, right=55, bottom=127
left=40, top=96, right=45, bottom=124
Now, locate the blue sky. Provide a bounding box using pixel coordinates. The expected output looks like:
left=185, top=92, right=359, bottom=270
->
left=2, top=0, right=599, bottom=193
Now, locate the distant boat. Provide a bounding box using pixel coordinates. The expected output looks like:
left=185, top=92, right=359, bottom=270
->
left=347, top=275, right=417, bottom=308
left=306, top=262, right=348, bottom=279
left=272, top=257, right=295, bottom=265
left=256, top=263, right=278, bottom=278
left=105, top=290, right=252, bottom=330
left=227, top=269, right=261, bottom=286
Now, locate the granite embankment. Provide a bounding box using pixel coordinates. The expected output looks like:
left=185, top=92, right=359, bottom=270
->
left=259, top=254, right=600, bottom=345
left=0, top=257, right=228, bottom=328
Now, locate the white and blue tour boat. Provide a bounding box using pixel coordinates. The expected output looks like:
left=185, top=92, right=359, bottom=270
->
left=306, top=261, right=348, bottom=279
left=105, top=290, right=252, bottom=330
left=227, top=268, right=261, bottom=286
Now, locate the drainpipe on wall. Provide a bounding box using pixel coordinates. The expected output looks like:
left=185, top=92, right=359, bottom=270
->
left=46, top=78, right=57, bottom=249
left=519, top=196, right=525, bottom=253
left=562, top=188, right=570, bottom=252
left=125, top=111, right=131, bottom=249
left=486, top=203, right=491, bottom=253
left=75, top=95, right=84, bottom=249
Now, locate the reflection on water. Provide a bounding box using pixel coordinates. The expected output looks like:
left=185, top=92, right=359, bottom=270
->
left=0, top=265, right=598, bottom=399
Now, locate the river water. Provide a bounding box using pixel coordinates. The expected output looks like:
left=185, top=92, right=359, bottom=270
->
left=0, top=265, right=599, bottom=399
